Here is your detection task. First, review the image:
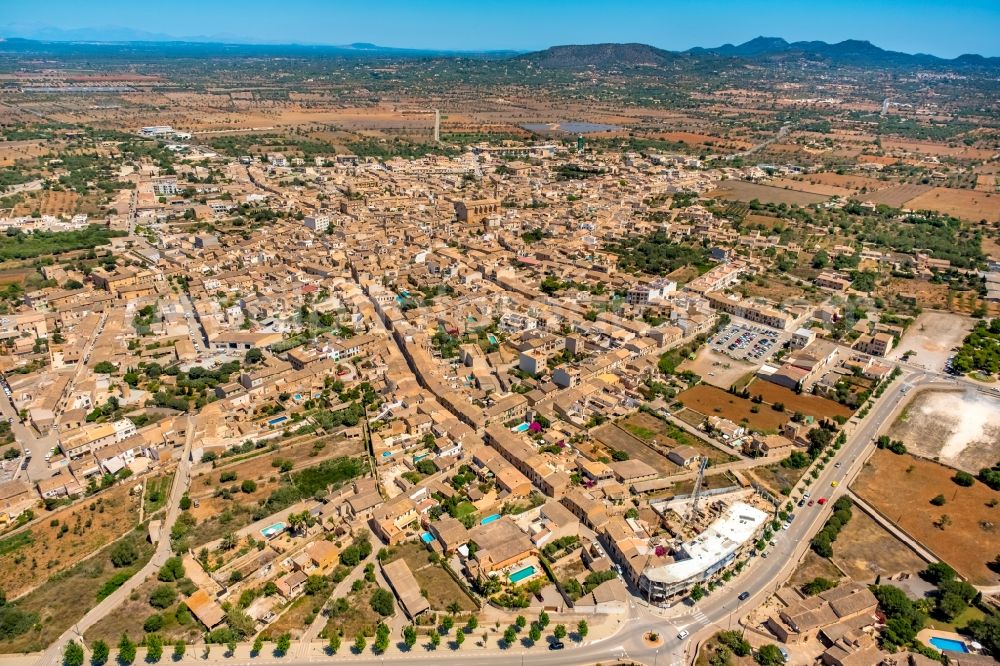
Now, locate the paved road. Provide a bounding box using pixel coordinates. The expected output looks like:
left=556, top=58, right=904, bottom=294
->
left=36, top=415, right=196, bottom=666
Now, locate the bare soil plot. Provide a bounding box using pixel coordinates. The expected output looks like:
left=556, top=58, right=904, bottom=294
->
left=83, top=574, right=203, bottom=645
left=0, top=485, right=140, bottom=598
left=0, top=526, right=154, bottom=652
left=904, top=187, right=1000, bottom=223
left=678, top=346, right=757, bottom=390
left=831, top=508, right=928, bottom=583
left=860, top=184, right=932, bottom=208
left=890, top=311, right=975, bottom=369
left=618, top=412, right=736, bottom=465
left=676, top=384, right=788, bottom=432
left=321, top=579, right=385, bottom=641
left=883, top=139, right=995, bottom=161
left=889, top=389, right=1000, bottom=473
left=769, top=178, right=853, bottom=197
left=265, top=592, right=326, bottom=639
left=592, top=422, right=679, bottom=475
left=799, top=172, right=891, bottom=193
left=853, top=450, right=1000, bottom=585
left=888, top=279, right=1000, bottom=317
left=747, top=462, right=808, bottom=497
left=975, top=174, right=998, bottom=193
left=706, top=180, right=829, bottom=207
left=387, top=541, right=476, bottom=612
left=787, top=550, right=844, bottom=590
left=746, top=381, right=854, bottom=421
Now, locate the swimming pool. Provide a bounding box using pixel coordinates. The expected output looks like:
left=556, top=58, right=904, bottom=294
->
left=420, top=532, right=434, bottom=544
left=381, top=451, right=393, bottom=458
left=413, top=453, right=429, bottom=463
left=508, top=565, right=536, bottom=583
left=929, top=637, right=969, bottom=653
left=487, top=334, right=498, bottom=345
left=511, top=422, right=530, bottom=433
left=260, top=522, right=286, bottom=539
left=480, top=513, right=501, bottom=525
left=267, top=415, right=287, bottom=426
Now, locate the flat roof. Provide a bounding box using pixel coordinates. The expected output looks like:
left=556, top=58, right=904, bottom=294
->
left=642, top=501, right=768, bottom=586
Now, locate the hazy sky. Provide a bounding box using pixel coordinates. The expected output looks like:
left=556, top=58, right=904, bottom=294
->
left=2, top=0, right=999, bottom=57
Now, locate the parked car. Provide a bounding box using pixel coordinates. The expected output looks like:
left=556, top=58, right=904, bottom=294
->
left=677, top=630, right=690, bottom=640
left=738, top=591, right=750, bottom=601
left=549, top=641, right=564, bottom=651
left=817, top=497, right=827, bottom=505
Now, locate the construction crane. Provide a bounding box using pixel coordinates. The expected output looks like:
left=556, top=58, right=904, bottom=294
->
left=686, top=457, right=710, bottom=524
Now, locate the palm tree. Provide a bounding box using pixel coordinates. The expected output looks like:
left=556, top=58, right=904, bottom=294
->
left=446, top=601, right=461, bottom=616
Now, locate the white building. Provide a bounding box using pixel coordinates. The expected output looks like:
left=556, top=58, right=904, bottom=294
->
left=304, top=215, right=330, bottom=233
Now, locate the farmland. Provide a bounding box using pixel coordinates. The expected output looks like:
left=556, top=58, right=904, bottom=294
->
left=830, top=507, right=929, bottom=583
left=853, top=449, right=1000, bottom=585
left=676, top=384, right=787, bottom=432
left=903, top=187, right=1000, bottom=223
left=745, top=381, right=854, bottom=421
left=706, top=180, right=829, bottom=206
left=592, top=422, right=679, bottom=475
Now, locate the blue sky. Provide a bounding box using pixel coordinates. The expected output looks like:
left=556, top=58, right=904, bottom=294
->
left=2, top=0, right=998, bottom=57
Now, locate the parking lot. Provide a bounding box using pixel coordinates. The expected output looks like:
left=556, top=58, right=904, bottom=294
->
left=709, top=321, right=787, bottom=362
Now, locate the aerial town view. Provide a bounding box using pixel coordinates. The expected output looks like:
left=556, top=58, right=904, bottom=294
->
left=0, top=2, right=998, bottom=665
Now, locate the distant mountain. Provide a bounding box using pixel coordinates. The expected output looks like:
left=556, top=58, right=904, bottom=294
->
left=520, top=37, right=999, bottom=70
left=516, top=43, right=675, bottom=68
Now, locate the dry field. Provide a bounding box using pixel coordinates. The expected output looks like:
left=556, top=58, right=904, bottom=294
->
left=678, top=346, right=756, bottom=389
left=886, top=279, right=1000, bottom=317
left=768, top=178, right=852, bottom=197
left=975, top=174, right=999, bottom=193
left=0, top=484, right=140, bottom=598
left=889, top=388, right=1000, bottom=473
left=831, top=507, right=929, bottom=583
left=386, top=541, right=476, bottom=612
left=788, top=550, right=845, bottom=590
left=592, top=422, right=679, bottom=475
left=860, top=183, right=932, bottom=207
left=883, top=139, right=996, bottom=160
left=706, top=180, right=829, bottom=207
left=618, top=411, right=736, bottom=466
left=890, top=311, right=975, bottom=369
left=903, top=187, right=1000, bottom=223
left=801, top=172, right=891, bottom=192
left=853, top=449, right=1000, bottom=585
left=746, top=381, right=854, bottom=421
left=83, top=573, right=203, bottom=645
left=747, top=461, right=808, bottom=497
left=676, top=384, right=788, bottom=432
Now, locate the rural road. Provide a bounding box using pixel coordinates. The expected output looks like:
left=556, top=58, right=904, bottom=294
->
left=35, top=415, right=196, bottom=666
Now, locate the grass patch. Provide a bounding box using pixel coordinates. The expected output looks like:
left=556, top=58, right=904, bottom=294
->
left=0, top=530, right=32, bottom=556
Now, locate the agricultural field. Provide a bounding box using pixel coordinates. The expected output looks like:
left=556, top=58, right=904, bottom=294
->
left=860, top=184, right=932, bottom=208
left=830, top=507, right=929, bottom=583
left=888, top=388, right=1000, bottom=473
left=83, top=572, right=203, bottom=645
left=0, top=484, right=141, bottom=598
left=902, top=187, right=1000, bottom=223
left=745, top=381, right=854, bottom=421
left=706, top=180, right=829, bottom=206
left=676, top=384, right=788, bottom=432
left=853, top=449, right=1000, bottom=585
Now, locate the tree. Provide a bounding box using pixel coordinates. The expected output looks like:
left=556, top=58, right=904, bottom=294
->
left=577, top=619, right=589, bottom=639
left=802, top=577, right=836, bottom=596
left=503, top=627, right=517, bottom=646
left=690, top=584, right=706, bottom=602
left=149, top=585, right=177, bottom=609
left=529, top=625, right=541, bottom=643
left=370, top=588, right=394, bottom=616
left=64, top=641, right=85, bottom=666
left=118, top=634, right=136, bottom=665
left=274, top=633, right=290, bottom=657
left=441, top=615, right=454, bottom=633
left=515, top=615, right=527, bottom=629
left=921, top=562, right=957, bottom=585
left=241, top=479, right=257, bottom=493
left=172, top=641, right=185, bottom=662
left=930, top=494, right=946, bottom=506
left=402, top=625, right=416, bottom=650
left=226, top=640, right=237, bottom=657
left=251, top=637, right=263, bottom=656
left=352, top=633, right=366, bottom=654
left=327, top=632, right=341, bottom=655
left=244, top=348, right=263, bottom=364
left=953, top=471, right=975, bottom=487
left=92, top=640, right=110, bottom=666
left=756, top=644, right=785, bottom=666
left=429, top=632, right=440, bottom=650
left=538, top=611, right=549, bottom=628
left=553, top=624, right=567, bottom=640
left=467, top=616, right=478, bottom=632
left=145, top=634, right=163, bottom=663
left=158, top=557, right=184, bottom=582
left=110, top=540, right=139, bottom=568
left=454, top=629, right=465, bottom=648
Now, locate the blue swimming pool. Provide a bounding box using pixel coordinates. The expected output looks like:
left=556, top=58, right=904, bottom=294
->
left=508, top=565, right=536, bottom=583
left=929, top=637, right=969, bottom=653
left=260, top=522, right=286, bottom=539
left=511, top=422, right=530, bottom=433
left=381, top=451, right=393, bottom=458
left=480, top=513, right=501, bottom=525
left=420, top=532, right=434, bottom=544
left=267, top=415, right=287, bottom=426
left=414, top=453, right=429, bottom=463
left=487, top=334, right=498, bottom=345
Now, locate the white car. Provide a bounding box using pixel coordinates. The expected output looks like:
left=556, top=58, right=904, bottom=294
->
left=677, top=630, right=690, bottom=640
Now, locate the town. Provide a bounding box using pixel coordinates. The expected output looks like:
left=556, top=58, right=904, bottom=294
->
left=0, top=19, right=999, bottom=666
